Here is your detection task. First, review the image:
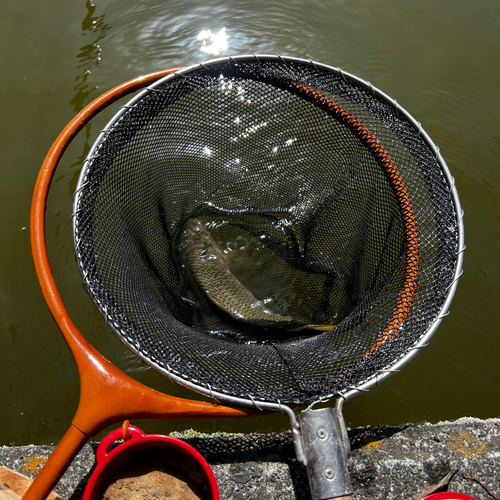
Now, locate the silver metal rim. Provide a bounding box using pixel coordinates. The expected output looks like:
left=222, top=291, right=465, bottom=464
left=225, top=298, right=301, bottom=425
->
left=73, top=54, right=465, bottom=410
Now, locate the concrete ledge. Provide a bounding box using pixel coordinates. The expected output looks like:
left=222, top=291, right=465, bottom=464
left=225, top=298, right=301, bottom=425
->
left=0, top=417, right=498, bottom=499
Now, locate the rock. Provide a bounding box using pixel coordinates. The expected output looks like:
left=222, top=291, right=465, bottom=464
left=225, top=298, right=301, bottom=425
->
left=0, top=418, right=498, bottom=500
left=232, top=472, right=251, bottom=484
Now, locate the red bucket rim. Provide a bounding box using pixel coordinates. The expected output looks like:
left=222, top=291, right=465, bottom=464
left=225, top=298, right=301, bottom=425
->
left=83, top=424, right=219, bottom=500
left=423, top=493, right=479, bottom=500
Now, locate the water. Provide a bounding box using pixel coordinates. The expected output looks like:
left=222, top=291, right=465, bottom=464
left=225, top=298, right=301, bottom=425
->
left=1, top=0, right=499, bottom=446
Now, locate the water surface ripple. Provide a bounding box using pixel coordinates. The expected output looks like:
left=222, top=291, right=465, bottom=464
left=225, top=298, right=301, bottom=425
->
left=0, top=0, right=499, bottom=445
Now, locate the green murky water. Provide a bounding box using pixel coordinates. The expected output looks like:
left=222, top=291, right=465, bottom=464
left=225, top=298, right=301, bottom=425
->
left=1, top=0, right=499, bottom=446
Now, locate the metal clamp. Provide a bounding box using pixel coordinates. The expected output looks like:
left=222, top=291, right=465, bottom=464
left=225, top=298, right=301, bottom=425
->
left=297, top=403, right=352, bottom=499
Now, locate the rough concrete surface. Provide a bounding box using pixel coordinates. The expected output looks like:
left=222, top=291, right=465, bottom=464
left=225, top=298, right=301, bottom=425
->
left=0, top=417, right=498, bottom=500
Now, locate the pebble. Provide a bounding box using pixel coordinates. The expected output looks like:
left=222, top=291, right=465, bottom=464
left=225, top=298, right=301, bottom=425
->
left=232, top=471, right=251, bottom=484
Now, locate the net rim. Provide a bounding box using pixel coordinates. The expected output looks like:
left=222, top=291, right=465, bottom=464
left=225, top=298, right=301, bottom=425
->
left=73, top=54, right=464, bottom=407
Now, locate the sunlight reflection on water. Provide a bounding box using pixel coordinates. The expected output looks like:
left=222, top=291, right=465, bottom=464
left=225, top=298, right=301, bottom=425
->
left=197, top=27, right=229, bottom=55
left=2, top=0, right=499, bottom=447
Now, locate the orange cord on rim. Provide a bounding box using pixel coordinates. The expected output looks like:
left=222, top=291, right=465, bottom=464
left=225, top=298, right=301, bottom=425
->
left=267, top=80, right=420, bottom=356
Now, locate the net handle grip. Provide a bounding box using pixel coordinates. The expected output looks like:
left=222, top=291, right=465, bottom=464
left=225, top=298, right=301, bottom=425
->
left=26, top=68, right=256, bottom=500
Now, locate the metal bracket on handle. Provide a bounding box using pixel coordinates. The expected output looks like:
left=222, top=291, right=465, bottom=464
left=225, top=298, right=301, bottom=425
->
left=295, top=404, right=352, bottom=500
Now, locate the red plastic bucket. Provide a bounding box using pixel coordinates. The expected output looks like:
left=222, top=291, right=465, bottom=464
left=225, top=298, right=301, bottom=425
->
left=83, top=423, right=219, bottom=500
left=423, top=493, right=478, bottom=500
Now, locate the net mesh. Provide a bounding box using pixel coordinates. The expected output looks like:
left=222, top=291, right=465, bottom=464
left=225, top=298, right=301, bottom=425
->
left=73, top=57, right=459, bottom=405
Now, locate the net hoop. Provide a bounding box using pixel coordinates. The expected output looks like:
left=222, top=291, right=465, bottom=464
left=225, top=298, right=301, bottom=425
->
left=73, top=55, right=465, bottom=407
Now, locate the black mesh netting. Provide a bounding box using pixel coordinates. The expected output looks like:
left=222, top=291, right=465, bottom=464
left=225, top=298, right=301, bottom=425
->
left=73, top=57, right=460, bottom=405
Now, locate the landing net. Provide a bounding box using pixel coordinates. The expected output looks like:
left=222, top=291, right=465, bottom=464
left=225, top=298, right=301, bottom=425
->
left=73, top=56, right=462, bottom=405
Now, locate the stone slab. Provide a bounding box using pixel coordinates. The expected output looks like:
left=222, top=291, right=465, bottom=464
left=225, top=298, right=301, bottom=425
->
left=0, top=417, right=498, bottom=500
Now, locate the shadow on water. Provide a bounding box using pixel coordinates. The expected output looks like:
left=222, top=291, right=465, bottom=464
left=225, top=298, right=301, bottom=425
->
left=66, top=0, right=112, bottom=194
left=71, top=0, right=111, bottom=112
left=2, top=0, right=500, bottom=447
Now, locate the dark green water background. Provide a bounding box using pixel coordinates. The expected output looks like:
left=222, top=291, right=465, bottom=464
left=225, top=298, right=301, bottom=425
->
left=1, top=0, right=499, bottom=446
